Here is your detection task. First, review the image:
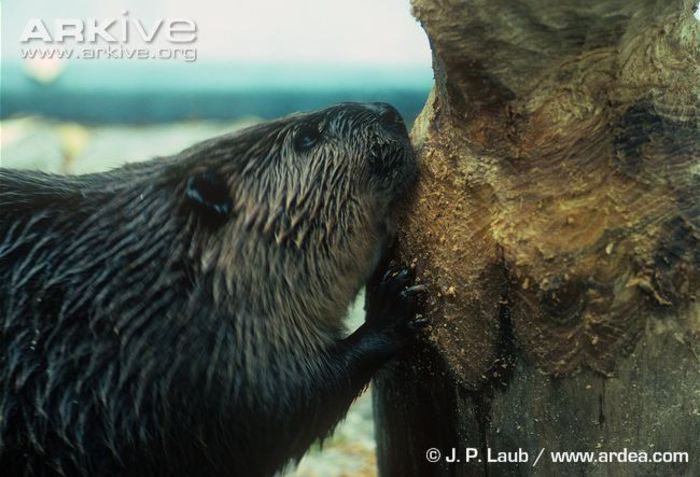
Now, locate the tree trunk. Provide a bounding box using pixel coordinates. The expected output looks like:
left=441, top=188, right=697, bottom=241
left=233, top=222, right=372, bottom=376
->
left=373, top=1, right=699, bottom=476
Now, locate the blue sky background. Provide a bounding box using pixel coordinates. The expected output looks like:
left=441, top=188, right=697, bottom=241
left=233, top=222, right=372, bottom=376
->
left=1, top=0, right=432, bottom=65
left=0, top=0, right=435, bottom=122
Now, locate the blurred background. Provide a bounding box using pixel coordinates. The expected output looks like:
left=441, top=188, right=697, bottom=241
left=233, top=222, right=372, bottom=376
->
left=1, top=0, right=432, bottom=173
left=1, top=1, right=432, bottom=475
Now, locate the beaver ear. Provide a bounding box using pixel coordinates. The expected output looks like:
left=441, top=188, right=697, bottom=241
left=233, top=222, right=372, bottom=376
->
left=185, top=171, right=232, bottom=222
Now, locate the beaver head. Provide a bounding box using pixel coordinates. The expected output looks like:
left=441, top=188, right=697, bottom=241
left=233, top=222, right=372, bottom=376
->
left=174, top=102, right=417, bottom=333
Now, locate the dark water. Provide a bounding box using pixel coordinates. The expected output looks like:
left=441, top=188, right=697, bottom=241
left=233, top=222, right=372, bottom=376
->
left=1, top=62, right=433, bottom=123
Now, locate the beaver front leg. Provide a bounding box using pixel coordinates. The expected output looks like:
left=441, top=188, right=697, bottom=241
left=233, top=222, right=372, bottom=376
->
left=268, top=264, right=427, bottom=477
left=304, top=264, right=427, bottom=438
left=340, top=264, right=428, bottom=382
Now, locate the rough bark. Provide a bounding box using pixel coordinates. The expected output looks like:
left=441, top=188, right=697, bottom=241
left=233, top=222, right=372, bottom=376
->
left=373, top=1, right=700, bottom=475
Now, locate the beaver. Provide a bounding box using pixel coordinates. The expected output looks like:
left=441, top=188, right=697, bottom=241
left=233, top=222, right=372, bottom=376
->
left=0, top=102, right=426, bottom=476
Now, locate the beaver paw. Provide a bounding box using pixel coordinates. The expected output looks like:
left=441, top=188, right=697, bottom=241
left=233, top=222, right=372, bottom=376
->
left=365, top=264, right=428, bottom=344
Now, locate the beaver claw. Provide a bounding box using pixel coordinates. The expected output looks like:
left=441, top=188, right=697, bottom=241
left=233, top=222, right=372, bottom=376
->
left=366, top=264, right=428, bottom=341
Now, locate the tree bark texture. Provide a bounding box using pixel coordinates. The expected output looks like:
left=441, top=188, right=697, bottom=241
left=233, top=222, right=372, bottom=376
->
left=373, top=1, right=699, bottom=476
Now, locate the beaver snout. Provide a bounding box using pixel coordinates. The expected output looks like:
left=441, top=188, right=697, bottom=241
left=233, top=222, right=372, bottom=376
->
left=367, top=102, right=410, bottom=140
left=360, top=102, right=417, bottom=197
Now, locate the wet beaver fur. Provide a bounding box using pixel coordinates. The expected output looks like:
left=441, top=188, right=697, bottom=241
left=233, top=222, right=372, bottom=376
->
left=0, top=102, right=425, bottom=476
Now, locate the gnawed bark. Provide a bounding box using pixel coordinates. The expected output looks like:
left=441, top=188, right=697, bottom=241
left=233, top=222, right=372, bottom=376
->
left=374, top=1, right=699, bottom=475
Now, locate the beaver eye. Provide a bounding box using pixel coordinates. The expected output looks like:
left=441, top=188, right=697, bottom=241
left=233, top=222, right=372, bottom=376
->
left=293, top=124, right=322, bottom=151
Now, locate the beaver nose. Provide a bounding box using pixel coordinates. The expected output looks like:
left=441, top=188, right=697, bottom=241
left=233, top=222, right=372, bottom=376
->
left=369, top=102, right=409, bottom=139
